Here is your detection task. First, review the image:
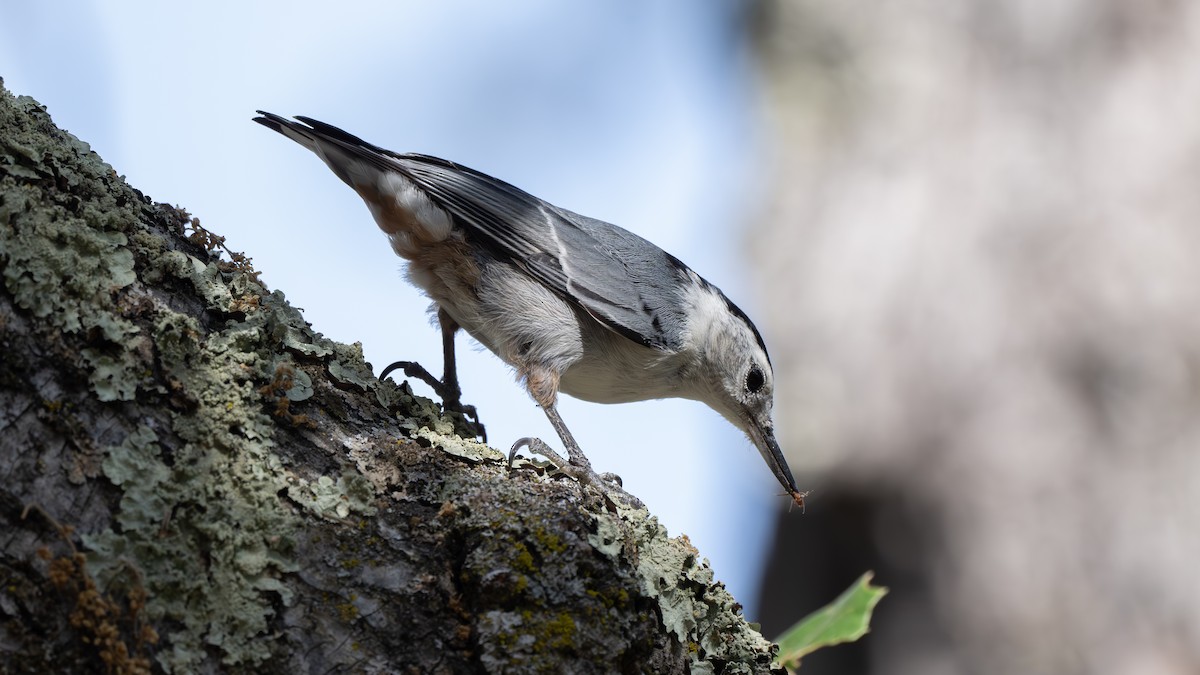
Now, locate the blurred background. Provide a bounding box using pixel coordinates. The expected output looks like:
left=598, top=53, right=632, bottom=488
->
left=5, top=1, right=1200, bottom=673
left=751, top=2, right=1200, bottom=674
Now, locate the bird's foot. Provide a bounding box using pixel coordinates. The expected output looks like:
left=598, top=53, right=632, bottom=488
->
left=380, top=360, right=486, bottom=441
left=507, top=437, right=644, bottom=509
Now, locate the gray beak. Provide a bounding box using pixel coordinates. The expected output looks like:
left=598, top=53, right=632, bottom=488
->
left=748, top=417, right=799, bottom=496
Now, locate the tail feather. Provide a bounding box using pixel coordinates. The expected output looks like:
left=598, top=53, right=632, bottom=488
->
left=254, top=112, right=458, bottom=252
left=292, top=115, right=389, bottom=155
left=252, top=110, right=324, bottom=154
left=254, top=111, right=407, bottom=183
left=254, top=111, right=394, bottom=188
left=253, top=111, right=392, bottom=159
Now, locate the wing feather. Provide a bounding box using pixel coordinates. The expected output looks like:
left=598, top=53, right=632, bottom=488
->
left=254, top=113, right=689, bottom=351
left=398, top=156, right=689, bottom=351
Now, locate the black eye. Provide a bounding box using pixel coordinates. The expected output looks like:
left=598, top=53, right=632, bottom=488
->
left=745, top=365, right=765, bottom=394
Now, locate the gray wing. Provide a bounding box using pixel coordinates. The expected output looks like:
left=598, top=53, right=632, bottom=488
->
left=255, top=113, right=689, bottom=352
left=400, top=155, right=691, bottom=352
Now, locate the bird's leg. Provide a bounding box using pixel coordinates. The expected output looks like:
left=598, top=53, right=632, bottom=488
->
left=380, top=308, right=485, bottom=440
left=540, top=402, right=591, bottom=473
left=432, top=310, right=485, bottom=440
left=508, top=368, right=643, bottom=508
left=436, top=308, right=463, bottom=406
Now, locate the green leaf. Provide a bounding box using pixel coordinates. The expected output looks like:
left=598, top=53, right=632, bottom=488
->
left=774, top=571, right=888, bottom=670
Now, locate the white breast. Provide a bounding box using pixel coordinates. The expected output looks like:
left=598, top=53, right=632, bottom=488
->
left=557, top=318, right=690, bottom=404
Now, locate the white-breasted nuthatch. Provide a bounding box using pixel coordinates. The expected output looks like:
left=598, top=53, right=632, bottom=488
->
left=254, top=112, right=806, bottom=509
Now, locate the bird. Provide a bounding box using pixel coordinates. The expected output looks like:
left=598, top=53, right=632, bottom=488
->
left=253, top=112, right=806, bottom=509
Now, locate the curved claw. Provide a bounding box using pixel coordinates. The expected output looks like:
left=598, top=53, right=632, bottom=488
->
left=507, top=436, right=567, bottom=469
left=506, top=437, right=530, bottom=468
left=455, top=404, right=487, bottom=443
left=380, top=360, right=486, bottom=441
left=506, top=437, right=643, bottom=509
left=380, top=360, right=439, bottom=391
left=597, top=472, right=624, bottom=488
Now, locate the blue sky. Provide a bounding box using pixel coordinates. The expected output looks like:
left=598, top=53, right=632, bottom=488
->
left=2, top=0, right=784, bottom=618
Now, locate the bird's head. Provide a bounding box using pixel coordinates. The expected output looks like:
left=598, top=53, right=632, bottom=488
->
left=681, top=281, right=804, bottom=506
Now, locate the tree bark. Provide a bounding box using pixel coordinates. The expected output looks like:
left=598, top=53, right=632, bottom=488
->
left=0, top=81, right=781, bottom=674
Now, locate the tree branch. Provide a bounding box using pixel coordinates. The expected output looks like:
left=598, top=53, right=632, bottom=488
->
left=0, top=80, right=781, bottom=674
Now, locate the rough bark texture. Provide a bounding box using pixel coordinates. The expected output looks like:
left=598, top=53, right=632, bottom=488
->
left=0, top=82, right=781, bottom=674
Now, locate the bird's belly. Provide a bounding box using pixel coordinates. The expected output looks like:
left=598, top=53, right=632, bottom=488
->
left=557, top=333, right=683, bottom=404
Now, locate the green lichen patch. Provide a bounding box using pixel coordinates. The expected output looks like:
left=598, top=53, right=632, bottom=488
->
left=0, top=184, right=144, bottom=402
left=409, top=425, right=503, bottom=464
left=478, top=608, right=578, bottom=672
left=447, top=495, right=665, bottom=673
left=84, top=308, right=304, bottom=671
left=282, top=364, right=314, bottom=402
left=589, top=507, right=780, bottom=673
left=258, top=289, right=335, bottom=359
left=0, top=222, right=138, bottom=333
left=383, top=380, right=448, bottom=431
left=1, top=86, right=305, bottom=671
left=426, top=429, right=779, bottom=672
left=326, top=344, right=376, bottom=390
left=155, top=249, right=233, bottom=313
left=287, top=471, right=379, bottom=520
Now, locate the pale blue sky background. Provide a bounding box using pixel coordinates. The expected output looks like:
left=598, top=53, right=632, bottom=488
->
left=1, top=0, right=785, bottom=618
